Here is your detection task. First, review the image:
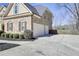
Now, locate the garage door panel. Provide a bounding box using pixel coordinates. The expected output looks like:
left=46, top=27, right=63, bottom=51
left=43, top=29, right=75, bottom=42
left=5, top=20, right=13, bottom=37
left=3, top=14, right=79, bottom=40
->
left=44, top=26, right=49, bottom=35
left=33, top=23, right=49, bottom=37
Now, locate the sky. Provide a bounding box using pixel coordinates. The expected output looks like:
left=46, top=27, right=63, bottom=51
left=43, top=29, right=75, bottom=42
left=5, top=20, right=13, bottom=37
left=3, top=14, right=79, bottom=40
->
left=0, top=3, right=71, bottom=27
left=31, top=3, right=71, bottom=27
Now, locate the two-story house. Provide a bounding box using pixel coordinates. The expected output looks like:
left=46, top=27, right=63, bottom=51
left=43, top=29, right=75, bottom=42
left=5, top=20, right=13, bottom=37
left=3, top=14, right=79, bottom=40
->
left=3, top=3, right=53, bottom=38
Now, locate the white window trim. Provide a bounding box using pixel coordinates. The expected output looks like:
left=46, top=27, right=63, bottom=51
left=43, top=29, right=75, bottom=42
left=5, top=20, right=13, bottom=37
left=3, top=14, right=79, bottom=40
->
left=19, top=21, right=27, bottom=32
left=7, top=21, right=13, bottom=32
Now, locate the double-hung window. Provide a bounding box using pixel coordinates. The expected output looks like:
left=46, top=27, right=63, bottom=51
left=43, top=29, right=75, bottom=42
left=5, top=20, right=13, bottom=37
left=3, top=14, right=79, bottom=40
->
left=19, top=21, right=27, bottom=32
left=7, top=22, right=13, bottom=31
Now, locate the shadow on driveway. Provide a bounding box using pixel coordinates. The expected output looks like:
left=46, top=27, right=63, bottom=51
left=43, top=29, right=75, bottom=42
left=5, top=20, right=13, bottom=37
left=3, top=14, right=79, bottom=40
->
left=0, top=43, right=20, bottom=51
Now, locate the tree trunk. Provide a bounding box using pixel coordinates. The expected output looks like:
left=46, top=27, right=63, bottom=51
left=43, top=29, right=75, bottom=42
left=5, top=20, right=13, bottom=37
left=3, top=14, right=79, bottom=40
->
left=76, top=18, right=79, bottom=31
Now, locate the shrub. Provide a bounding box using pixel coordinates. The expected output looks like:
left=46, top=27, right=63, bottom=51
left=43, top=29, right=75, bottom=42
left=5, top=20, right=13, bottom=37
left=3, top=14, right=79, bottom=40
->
left=19, top=34, right=24, bottom=39
left=24, top=30, right=32, bottom=39
left=4, top=33, right=6, bottom=38
left=0, top=31, right=4, bottom=36
left=5, top=33, right=9, bottom=38
left=13, top=34, right=19, bottom=39
left=49, top=30, right=58, bottom=34
left=1, top=33, right=5, bottom=38
left=9, top=34, right=13, bottom=38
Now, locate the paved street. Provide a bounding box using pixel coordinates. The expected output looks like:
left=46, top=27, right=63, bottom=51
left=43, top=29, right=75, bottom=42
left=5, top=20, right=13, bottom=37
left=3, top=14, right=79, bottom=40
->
left=0, top=35, right=79, bottom=56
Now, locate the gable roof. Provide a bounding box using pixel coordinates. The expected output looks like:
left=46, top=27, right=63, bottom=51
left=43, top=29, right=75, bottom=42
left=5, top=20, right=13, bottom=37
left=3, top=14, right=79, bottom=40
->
left=2, top=4, right=8, bottom=7
left=24, top=3, right=39, bottom=15
left=0, top=3, right=8, bottom=16
left=0, top=7, right=3, bottom=12
left=4, top=3, right=39, bottom=17
left=4, top=3, right=14, bottom=17
left=35, top=5, right=52, bottom=16
left=0, top=6, right=7, bottom=17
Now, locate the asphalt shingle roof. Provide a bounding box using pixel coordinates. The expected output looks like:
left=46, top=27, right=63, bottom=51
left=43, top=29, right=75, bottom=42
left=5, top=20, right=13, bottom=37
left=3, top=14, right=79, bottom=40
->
left=35, top=5, right=48, bottom=16
left=24, top=3, right=39, bottom=15
left=4, top=3, right=40, bottom=17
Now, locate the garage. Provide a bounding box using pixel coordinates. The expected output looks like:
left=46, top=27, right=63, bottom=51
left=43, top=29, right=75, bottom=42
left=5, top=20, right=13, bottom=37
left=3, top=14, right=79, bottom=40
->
left=33, top=23, right=49, bottom=37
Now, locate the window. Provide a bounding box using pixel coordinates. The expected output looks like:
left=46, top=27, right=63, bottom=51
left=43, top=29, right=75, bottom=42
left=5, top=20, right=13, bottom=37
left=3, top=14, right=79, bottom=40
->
left=19, top=21, right=27, bottom=31
left=14, top=4, right=18, bottom=14
left=7, top=22, right=13, bottom=31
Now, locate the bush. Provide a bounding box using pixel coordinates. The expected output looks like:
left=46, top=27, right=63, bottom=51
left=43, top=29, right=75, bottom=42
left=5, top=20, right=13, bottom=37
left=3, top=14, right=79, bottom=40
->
left=49, top=30, right=58, bottom=34
left=5, top=33, right=9, bottom=38
left=9, top=34, right=13, bottom=38
left=13, top=34, right=19, bottom=39
left=19, top=34, right=24, bottom=39
left=0, top=31, right=4, bottom=36
left=24, top=30, right=32, bottom=39
left=1, top=33, right=5, bottom=38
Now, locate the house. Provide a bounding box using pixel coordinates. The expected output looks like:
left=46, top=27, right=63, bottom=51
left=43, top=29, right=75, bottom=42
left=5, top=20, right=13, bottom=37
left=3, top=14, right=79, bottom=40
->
left=0, top=6, right=7, bottom=31
left=35, top=5, right=53, bottom=30
left=3, top=3, right=53, bottom=38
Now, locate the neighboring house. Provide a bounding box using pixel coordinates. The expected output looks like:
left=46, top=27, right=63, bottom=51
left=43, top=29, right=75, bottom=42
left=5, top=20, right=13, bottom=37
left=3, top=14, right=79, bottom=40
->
left=0, top=6, right=6, bottom=31
left=3, top=3, right=53, bottom=37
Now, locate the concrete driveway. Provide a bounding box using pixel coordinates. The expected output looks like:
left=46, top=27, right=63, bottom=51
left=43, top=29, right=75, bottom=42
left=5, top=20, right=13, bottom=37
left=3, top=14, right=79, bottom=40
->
left=0, top=34, right=79, bottom=56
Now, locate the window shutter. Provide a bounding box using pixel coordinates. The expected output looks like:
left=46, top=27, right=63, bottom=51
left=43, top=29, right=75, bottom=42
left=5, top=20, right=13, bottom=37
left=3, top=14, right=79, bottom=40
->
left=7, top=23, right=9, bottom=31
left=11, top=23, right=13, bottom=31
left=19, top=22, right=21, bottom=31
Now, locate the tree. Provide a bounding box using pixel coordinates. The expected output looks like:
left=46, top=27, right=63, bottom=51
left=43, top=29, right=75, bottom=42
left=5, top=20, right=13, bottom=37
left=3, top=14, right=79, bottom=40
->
left=58, top=3, right=79, bottom=31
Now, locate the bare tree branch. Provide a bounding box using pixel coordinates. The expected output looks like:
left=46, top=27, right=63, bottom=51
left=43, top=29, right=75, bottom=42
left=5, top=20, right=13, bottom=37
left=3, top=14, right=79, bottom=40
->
left=57, top=3, right=79, bottom=30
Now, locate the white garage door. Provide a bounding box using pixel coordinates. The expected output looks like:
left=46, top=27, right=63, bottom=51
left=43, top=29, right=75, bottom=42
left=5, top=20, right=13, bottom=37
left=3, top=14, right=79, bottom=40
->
left=33, top=23, right=49, bottom=37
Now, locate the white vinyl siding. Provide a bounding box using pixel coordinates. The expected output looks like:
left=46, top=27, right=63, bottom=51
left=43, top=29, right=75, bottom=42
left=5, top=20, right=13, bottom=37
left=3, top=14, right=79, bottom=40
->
left=7, top=22, right=13, bottom=31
